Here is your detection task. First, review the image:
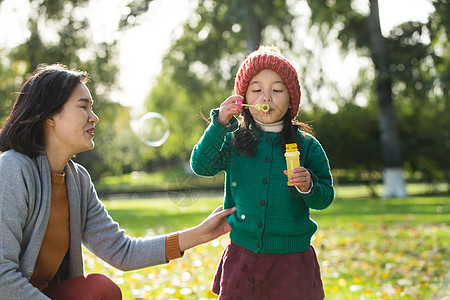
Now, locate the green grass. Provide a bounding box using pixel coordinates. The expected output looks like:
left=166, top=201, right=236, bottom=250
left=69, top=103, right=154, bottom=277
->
left=84, top=192, right=449, bottom=299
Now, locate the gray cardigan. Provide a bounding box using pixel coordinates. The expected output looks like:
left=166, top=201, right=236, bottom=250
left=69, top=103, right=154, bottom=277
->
left=0, top=150, right=167, bottom=299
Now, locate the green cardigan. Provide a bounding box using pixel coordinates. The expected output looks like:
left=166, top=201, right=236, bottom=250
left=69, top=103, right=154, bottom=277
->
left=190, top=110, right=334, bottom=254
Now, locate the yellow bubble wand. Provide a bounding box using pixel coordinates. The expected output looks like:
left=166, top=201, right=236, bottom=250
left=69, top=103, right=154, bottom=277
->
left=235, top=99, right=270, bottom=113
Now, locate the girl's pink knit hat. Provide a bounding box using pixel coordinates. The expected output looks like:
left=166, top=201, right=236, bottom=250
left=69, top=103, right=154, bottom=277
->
left=234, top=46, right=301, bottom=120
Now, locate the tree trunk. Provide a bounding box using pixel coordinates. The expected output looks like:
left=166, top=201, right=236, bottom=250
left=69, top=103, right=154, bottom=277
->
left=244, top=0, right=262, bottom=51
left=367, top=0, right=407, bottom=197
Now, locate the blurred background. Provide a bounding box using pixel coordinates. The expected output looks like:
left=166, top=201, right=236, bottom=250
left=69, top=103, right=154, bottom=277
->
left=0, top=0, right=448, bottom=198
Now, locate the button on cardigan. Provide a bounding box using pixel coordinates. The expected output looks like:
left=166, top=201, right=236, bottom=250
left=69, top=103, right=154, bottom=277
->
left=190, top=110, right=334, bottom=254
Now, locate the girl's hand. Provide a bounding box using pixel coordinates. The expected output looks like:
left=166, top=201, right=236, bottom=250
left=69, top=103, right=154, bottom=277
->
left=217, top=95, right=243, bottom=126
left=284, top=167, right=312, bottom=193
left=178, top=206, right=236, bottom=252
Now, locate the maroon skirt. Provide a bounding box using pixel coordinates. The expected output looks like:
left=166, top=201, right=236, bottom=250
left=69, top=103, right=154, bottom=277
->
left=212, top=242, right=324, bottom=300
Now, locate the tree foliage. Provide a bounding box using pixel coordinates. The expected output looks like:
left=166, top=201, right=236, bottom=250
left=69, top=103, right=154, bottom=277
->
left=389, top=0, right=450, bottom=182
left=305, top=0, right=449, bottom=194
left=0, top=0, right=156, bottom=180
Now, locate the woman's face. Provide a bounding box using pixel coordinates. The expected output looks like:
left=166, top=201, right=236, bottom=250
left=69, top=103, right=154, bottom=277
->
left=245, top=69, right=290, bottom=124
left=47, top=82, right=99, bottom=156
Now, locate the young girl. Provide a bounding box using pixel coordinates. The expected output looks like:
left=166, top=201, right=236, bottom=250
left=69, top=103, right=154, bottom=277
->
left=190, top=46, right=334, bottom=299
left=0, top=64, right=235, bottom=299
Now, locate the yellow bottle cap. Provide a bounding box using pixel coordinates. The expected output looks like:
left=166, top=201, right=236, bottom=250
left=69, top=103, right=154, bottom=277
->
left=286, top=143, right=298, bottom=152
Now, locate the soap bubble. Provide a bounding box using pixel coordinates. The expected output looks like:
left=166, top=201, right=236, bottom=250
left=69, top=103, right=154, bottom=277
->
left=136, top=112, right=170, bottom=147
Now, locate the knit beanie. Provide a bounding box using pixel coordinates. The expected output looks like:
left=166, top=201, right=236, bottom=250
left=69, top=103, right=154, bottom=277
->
left=234, top=46, right=301, bottom=120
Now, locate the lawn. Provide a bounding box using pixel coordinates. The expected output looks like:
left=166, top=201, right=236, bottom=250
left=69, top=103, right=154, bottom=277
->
left=84, top=191, right=449, bottom=299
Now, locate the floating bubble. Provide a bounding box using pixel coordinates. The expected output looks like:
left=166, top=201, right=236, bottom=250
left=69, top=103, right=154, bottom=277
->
left=136, top=112, right=170, bottom=147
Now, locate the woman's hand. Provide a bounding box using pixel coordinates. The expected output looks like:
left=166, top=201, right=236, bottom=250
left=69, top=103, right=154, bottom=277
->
left=217, top=95, right=243, bottom=126
left=178, top=206, right=236, bottom=252
left=284, top=167, right=312, bottom=193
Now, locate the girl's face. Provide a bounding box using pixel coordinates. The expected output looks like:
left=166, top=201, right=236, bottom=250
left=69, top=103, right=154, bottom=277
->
left=245, top=69, right=290, bottom=124
left=46, top=83, right=99, bottom=156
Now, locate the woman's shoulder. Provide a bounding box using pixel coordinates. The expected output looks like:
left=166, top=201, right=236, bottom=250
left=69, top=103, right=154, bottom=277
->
left=0, top=149, right=34, bottom=169
left=0, top=150, right=39, bottom=187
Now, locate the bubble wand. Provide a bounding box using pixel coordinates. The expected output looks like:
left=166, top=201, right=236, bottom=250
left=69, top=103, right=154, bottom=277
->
left=235, top=99, right=270, bottom=113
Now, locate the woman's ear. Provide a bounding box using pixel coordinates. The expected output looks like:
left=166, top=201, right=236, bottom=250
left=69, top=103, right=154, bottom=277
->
left=46, top=117, right=55, bottom=127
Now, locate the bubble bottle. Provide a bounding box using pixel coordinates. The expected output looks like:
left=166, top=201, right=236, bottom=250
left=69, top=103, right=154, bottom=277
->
left=284, top=143, right=300, bottom=186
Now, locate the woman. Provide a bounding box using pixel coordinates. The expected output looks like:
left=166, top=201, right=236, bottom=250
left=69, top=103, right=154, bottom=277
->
left=0, top=63, right=235, bottom=299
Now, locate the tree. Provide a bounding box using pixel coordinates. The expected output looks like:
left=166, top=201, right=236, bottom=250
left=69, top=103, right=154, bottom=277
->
left=367, top=0, right=407, bottom=197
left=305, top=0, right=447, bottom=197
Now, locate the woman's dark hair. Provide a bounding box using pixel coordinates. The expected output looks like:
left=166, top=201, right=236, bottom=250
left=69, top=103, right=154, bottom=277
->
left=0, top=63, right=88, bottom=157
left=233, top=107, right=314, bottom=157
